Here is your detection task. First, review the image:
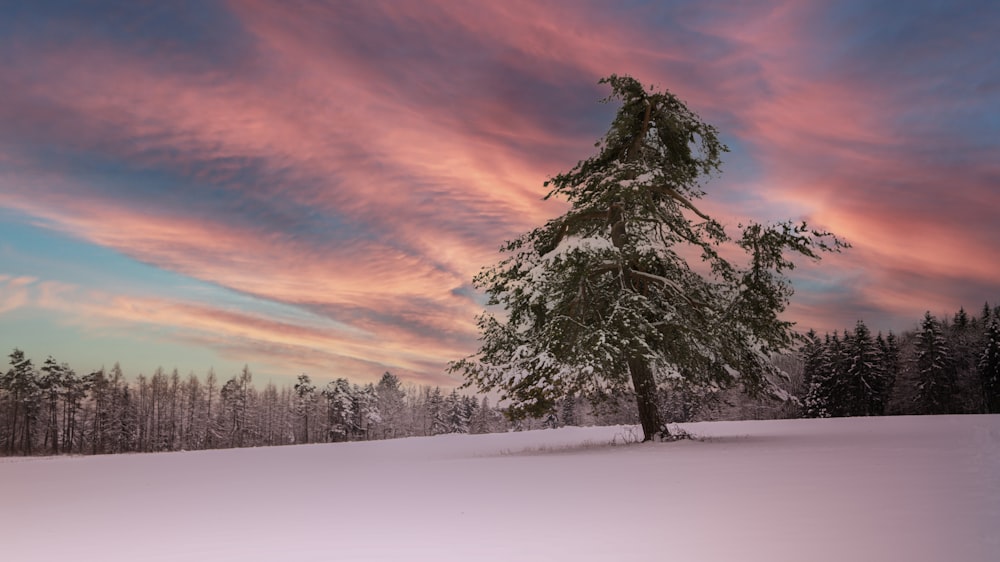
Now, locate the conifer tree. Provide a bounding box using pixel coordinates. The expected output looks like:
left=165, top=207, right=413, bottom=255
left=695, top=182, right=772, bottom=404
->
left=443, top=390, right=470, bottom=434
left=805, top=332, right=848, bottom=417
left=220, top=377, right=242, bottom=448
left=914, top=312, right=957, bottom=414
left=375, top=372, right=406, bottom=438
left=293, top=374, right=316, bottom=443
left=2, top=349, right=40, bottom=455
left=452, top=75, right=846, bottom=441
left=426, top=387, right=447, bottom=436
left=470, top=396, right=497, bottom=434
left=800, top=330, right=821, bottom=388
left=949, top=307, right=975, bottom=378
left=979, top=319, right=1000, bottom=413
left=322, top=378, right=354, bottom=442
left=351, top=383, right=381, bottom=439
left=876, top=331, right=899, bottom=411
left=844, top=321, right=888, bottom=416
left=801, top=331, right=829, bottom=417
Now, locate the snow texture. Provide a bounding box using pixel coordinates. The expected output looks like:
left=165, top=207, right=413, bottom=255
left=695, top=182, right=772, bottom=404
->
left=1, top=415, right=997, bottom=561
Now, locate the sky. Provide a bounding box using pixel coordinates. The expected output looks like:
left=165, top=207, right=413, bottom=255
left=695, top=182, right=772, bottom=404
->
left=1, top=0, right=998, bottom=387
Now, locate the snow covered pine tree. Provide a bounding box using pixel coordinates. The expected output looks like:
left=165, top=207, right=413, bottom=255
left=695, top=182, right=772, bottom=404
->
left=451, top=75, right=847, bottom=441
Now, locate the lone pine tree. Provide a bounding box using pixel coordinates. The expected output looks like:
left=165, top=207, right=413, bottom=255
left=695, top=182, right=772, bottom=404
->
left=452, top=75, right=846, bottom=441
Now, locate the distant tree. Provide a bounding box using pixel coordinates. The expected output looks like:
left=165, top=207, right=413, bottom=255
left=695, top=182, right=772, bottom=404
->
left=375, top=372, right=406, bottom=439
left=182, top=372, right=204, bottom=450
left=276, top=385, right=295, bottom=444
left=803, top=326, right=893, bottom=419
left=801, top=331, right=829, bottom=417
left=659, top=373, right=725, bottom=423
left=913, top=312, right=957, bottom=414
left=440, top=390, right=477, bottom=434
left=39, top=356, right=67, bottom=453
left=843, top=321, right=890, bottom=416
left=103, top=363, right=127, bottom=453
left=135, top=373, right=150, bottom=451
left=293, top=374, right=317, bottom=443
left=803, top=333, right=845, bottom=417
left=442, top=390, right=462, bottom=434
left=257, top=381, right=282, bottom=446
left=979, top=319, right=1000, bottom=413
left=451, top=75, right=846, bottom=441
left=470, top=396, right=499, bottom=434
left=2, top=349, right=41, bottom=455
left=84, top=368, right=110, bottom=454
left=426, top=387, right=447, bottom=435
left=560, top=393, right=578, bottom=427
left=203, top=368, right=219, bottom=449
left=351, top=383, right=381, bottom=440
left=168, top=369, right=181, bottom=451
left=949, top=306, right=982, bottom=411
left=150, top=368, right=169, bottom=450
left=121, top=383, right=141, bottom=452
left=219, top=366, right=253, bottom=448
left=220, top=377, right=241, bottom=448
left=60, top=364, right=85, bottom=453
left=322, top=378, right=354, bottom=442
left=954, top=307, right=970, bottom=329
left=876, top=332, right=899, bottom=410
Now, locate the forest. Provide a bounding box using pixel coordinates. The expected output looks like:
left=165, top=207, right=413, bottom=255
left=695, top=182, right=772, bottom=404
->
left=0, top=362, right=505, bottom=456
left=2, top=303, right=998, bottom=457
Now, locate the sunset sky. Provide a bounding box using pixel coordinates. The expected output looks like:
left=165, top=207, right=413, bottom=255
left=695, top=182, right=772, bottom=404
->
left=1, top=0, right=998, bottom=387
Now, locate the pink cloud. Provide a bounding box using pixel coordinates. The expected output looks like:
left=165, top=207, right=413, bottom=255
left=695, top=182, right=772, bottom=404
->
left=680, top=3, right=1000, bottom=329
left=0, top=276, right=36, bottom=315
left=2, top=7, right=598, bottom=382
left=24, top=277, right=458, bottom=385
left=2, top=0, right=996, bottom=379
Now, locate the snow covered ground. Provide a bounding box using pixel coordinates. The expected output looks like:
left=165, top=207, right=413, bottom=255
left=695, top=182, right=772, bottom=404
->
left=2, top=415, right=997, bottom=561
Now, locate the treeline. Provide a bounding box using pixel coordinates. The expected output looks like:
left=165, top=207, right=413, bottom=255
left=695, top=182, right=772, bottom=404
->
left=0, top=353, right=635, bottom=457
left=5, top=303, right=998, bottom=456
left=667, top=302, right=1000, bottom=422
left=0, top=357, right=507, bottom=457
left=550, top=302, right=1000, bottom=424
left=800, top=303, right=1000, bottom=418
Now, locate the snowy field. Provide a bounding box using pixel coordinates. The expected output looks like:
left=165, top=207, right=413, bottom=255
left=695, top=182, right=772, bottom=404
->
left=2, top=415, right=997, bottom=561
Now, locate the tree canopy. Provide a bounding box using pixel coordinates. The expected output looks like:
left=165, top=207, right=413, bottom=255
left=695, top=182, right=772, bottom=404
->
left=452, top=75, right=847, bottom=441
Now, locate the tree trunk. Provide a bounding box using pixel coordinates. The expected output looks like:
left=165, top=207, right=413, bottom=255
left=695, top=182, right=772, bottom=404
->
left=628, top=357, right=668, bottom=441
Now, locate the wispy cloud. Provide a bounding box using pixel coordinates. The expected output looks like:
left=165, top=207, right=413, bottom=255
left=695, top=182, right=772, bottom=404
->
left=1, top=0, right=998, bottom=381
left=0, top=276, right=38, bottom=315
left=18, top=276, right=455, bottom=385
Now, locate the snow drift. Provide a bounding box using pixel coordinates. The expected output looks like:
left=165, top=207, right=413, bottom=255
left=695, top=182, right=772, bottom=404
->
left=2, top=415, right=997, bottom=561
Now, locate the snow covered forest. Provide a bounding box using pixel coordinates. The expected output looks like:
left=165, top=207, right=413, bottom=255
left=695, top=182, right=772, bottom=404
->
left=0, top=358, right=637, bottom=457
left=2, top=303, right=998, bottom=457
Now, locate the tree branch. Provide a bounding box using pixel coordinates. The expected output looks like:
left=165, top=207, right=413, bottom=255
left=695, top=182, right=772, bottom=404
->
left=540, top=209, right=617, bottom=255
left=649, top=184, right=711, bottom=221
left=629, top=269, right=703, bottom=308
